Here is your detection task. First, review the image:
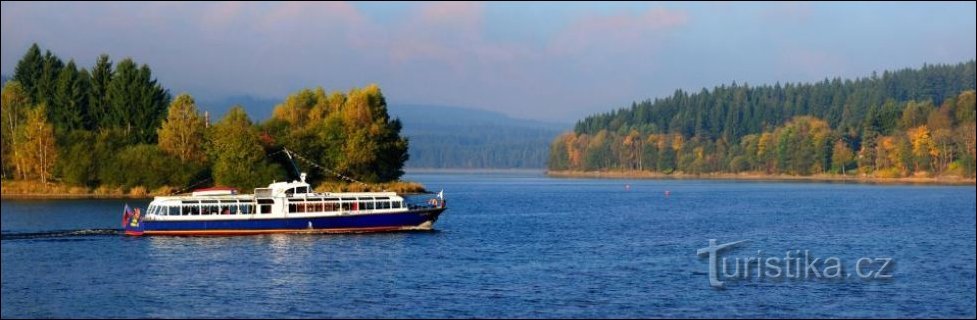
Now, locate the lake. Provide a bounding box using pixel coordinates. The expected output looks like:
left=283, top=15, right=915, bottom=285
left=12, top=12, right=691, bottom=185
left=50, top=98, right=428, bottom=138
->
left=2, top=172, right=975, bottom=318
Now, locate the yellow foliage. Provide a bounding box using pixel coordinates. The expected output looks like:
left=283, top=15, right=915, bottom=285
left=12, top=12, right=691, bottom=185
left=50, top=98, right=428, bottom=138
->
left=157, top=93, right=207, bottom=163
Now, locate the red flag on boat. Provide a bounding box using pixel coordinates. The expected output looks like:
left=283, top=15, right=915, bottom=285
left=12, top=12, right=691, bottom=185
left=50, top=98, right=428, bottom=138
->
left=122, top=204, right=133, bottom=227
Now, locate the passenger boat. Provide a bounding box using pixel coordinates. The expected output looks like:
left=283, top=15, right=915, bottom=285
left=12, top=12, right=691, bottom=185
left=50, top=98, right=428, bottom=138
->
left=122, top=173, right=446, bottom=236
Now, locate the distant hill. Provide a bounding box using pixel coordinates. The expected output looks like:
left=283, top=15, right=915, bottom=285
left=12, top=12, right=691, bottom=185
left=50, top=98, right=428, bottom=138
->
left=195, top=98, right=567, bottom=169
left=389, top=104, right=567, bottom=169
left=551, top=61, right=976, bottom=178
left=199, top=95, right=280, bottom=121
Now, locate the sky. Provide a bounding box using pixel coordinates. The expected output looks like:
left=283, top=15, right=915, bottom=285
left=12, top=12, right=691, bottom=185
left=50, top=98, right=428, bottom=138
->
left=2, top=1, right=975, bottom=123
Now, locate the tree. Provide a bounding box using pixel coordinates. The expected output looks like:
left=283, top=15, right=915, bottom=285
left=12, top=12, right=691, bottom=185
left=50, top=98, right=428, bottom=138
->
left=56, top=130, right=95, bottom=186
left=956, top=90, right=976, bottom=124
left=955, top=123, right=976, bottom=176
left=13, top=105, right=57, bottom=183
left=12, top=44, right=43, bottom=104
left=1, top=82, right=31, bottom=180
left=899, top=100, right=933, bottom=131
left=907, top=126, right=934, bottom=173
left=105, top=58, right=170, bottom=143
left=36, top=50, right=64, bottom=107
left=88, top=54, right=113, bottom=130
left=832, top=138, right=855, bottom=175
left=52, top=60, right=90, bottom=132
left=210, top=106, right=282, bottom=190
left=158, top=93, right=207, bottom=163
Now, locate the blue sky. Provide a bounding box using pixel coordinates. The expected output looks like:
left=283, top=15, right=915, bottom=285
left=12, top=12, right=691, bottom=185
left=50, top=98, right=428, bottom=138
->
left=2, top=1, right=974, bottom=122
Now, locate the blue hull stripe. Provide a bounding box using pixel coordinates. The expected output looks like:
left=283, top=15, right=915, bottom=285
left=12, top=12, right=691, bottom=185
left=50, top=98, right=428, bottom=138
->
left=142, top=209, right=444, bottom=232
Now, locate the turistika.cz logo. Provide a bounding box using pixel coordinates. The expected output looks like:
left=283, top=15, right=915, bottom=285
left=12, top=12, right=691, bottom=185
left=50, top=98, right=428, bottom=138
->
left=696, top=239, right=894, bottom=288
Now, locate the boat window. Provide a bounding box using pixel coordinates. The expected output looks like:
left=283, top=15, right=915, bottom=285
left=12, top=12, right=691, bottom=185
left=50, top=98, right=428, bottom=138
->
left=378, top=201, right=390, bottom=210
left=324, top=201, right=338, bottom=212
left=168, top=206, right=179, bottom=216
left=296, top=186, right=308, bottom=194
left=375, top=197, right=390, bottom=200
left=285, top=188, right=295, bottom=197
left=238, top=203, right=255, bottom=215
left=364, top=201, right=375, bottom=210
left=256, top=199, right=273, bottom=214
left=392, top=201, right=402, bottom=209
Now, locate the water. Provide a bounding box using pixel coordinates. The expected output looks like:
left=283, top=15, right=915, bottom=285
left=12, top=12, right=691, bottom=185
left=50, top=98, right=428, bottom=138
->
left=2, top=172, right=975, bottom=318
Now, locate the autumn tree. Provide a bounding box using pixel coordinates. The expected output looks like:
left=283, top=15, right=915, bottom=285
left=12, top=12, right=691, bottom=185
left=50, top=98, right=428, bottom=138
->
left=13, top=105, right=57, bottom=183
left=831, top=138, right=855, bottom=175
left=158, top=93, right=207, bottom=163
left=1, top=82, right=31, bottom=180
left=907, top=126, right=934, bottom=173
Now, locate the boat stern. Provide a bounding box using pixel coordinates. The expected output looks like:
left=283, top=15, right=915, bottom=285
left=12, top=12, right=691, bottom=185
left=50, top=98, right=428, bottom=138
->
left=122, top=206, right=145, bottom=236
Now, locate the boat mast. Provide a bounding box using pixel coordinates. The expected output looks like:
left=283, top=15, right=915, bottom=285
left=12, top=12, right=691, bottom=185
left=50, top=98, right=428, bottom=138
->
left=282, top=148, right=304, bottom=181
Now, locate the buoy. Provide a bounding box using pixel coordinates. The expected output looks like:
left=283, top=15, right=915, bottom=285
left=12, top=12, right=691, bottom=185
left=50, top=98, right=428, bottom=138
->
left=665, top=190, right=671, bottom=197
left=625, top=184, right=631, bottom=191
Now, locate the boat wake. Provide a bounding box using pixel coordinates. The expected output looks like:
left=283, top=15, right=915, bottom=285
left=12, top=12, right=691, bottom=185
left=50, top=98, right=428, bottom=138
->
left=1, top=228, right=123, bottom=240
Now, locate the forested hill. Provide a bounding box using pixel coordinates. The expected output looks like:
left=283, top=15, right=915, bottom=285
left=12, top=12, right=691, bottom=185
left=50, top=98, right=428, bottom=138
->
left=390, top=104, right=565, bottom=169
left=550, top=61, right=976, bottom=178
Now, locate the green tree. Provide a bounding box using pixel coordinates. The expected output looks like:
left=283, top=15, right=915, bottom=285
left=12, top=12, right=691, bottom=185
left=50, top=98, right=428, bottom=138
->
left=210, top=106, right=283, bottom=190
left=12, top=44, right=43, bottom=104
left=36, top=50, right=64, bottom=107
left=52, top=60, right=90, bottom=132
left=88, top=54, right=113, bottom=130
left=56, top=130, right=95, bottom=186
left=105, top=58, right=170, bottom=143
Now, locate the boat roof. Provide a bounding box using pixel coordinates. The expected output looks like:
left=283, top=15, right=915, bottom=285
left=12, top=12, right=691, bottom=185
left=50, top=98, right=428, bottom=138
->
left=152, top=178, right=401, bottom=204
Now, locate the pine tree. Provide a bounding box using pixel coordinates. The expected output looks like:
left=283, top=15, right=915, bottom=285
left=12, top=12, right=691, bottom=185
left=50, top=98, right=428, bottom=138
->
left=52, top=60, right=90, bottom=132
left=12, top=44, right=43, bottom=104
left=88, top=54, right=113, bottom=130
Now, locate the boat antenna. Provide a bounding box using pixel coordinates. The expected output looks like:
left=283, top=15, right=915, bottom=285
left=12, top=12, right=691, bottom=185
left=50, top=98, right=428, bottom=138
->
left=281, top=148, right=303, bottom=181
left=169, top=177, right=213, bottom=196
left=282, top=147, right=369, bottom=188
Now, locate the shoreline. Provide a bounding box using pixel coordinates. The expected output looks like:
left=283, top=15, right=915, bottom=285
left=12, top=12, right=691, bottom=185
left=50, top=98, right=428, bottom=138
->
left=1, top=180, right=429, bottom=200
left=546, top=170, right=977, bottom=186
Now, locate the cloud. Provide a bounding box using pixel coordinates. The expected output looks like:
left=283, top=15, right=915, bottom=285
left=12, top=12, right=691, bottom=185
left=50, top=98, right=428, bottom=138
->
left=3, top=2, right=973, bottom=122
left=549, top=7, right=689, bottom=56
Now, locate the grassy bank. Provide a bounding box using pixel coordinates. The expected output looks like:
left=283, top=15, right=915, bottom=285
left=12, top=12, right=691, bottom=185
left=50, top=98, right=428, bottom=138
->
left=546, top=170, right=977, bottom=185
left=0, top=181, right=169, bottom=199
left=1, top=180, right=429, bottom=199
